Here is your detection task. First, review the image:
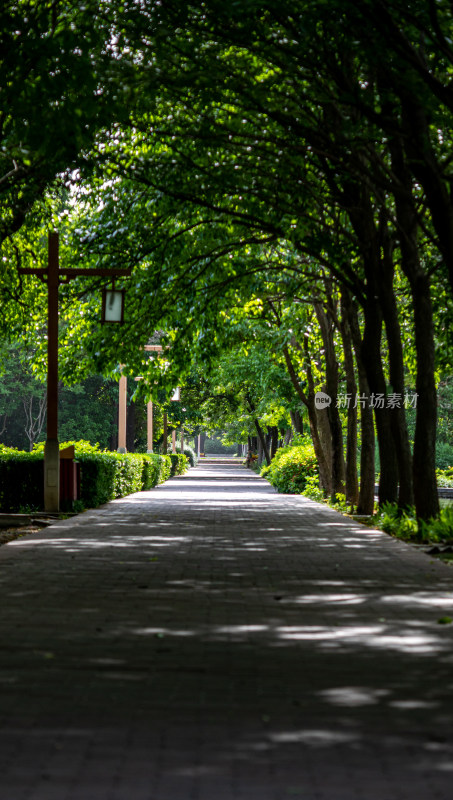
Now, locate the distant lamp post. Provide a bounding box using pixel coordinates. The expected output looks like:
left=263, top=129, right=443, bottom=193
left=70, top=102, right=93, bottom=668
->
left=170, top=387, right=180, bottom=452
left=102, top=284, right=125, bottom=323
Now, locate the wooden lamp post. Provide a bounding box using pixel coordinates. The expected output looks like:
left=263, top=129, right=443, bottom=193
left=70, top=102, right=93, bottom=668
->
left=19, top=231, right=130, bottom=511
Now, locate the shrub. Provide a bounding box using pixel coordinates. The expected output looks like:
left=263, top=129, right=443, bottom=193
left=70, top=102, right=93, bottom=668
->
left=169, top=453, right=189, bottom=476
left=375, top=502, right=419, bottom=539
left=262, top=441, right=318, bottom=494
left=436, top=442, right=453, bottom=470
left=141, top=453, right=171, bottom=489
left=437, top=468, right=453, bottom=488
left=175, top=445, right=198, bottom=467
left=375, top=501, right=453, bottom=544
left=301, top=473, right=325, bottom=502
left=420, top=505, right=453, bottom=542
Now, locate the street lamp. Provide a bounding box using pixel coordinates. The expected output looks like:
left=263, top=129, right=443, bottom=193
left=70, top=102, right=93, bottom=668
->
left=19, top=231, right=130, bottom=511
left=102, top=284, right=125, bottom=323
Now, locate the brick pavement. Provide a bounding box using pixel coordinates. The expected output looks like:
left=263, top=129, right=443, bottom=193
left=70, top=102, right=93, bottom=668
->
left=0, top=463, right=453, bottom=799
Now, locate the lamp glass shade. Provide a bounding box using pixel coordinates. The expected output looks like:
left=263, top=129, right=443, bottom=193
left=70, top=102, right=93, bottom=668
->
left=171, top=387, right=180, bottom=401
left=102, top=289, right=124, bottom=323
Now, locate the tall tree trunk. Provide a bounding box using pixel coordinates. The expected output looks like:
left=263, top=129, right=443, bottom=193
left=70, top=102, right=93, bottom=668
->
left=346, top=179, right=399, bottom=506
left=390, top=132, right=439, bottom=519
left=401, top=93, right=453, bottom=294
left=361, top=296, right=399, bottom=505
left=410, top=281, right=439, bottom=519
left=257, top=435, right=264, bottom=465
left=314, top=300, right=346, bottom=498
left=339, top=288, right=359, bottom=507
left=289, top=409, right=303, bottom=435
left=253, top=419, right=270, bottom=465
left=378, top=214, right=414, bottom=508
left=268, top=425, right=279, bottom=459
left=246, top=394, right=271, bottom=465
left=348, top=299, right=376, bottom=515
left=126, top=400, right=135, bottom=452
left=282, top=345, right=332, bottom=494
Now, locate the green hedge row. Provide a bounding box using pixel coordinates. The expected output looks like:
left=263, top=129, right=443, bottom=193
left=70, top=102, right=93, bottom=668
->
left=0, top=448, right=43, bottom=512
left=0, top=441, right=186, bottom=512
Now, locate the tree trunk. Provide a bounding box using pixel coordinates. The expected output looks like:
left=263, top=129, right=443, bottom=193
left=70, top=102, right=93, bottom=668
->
left=268, top=426, right=279, bottom=459
left=377, top=213, right=414, bottom=508
left=346, top=181, right=399, bottom=506
left=126, top=400, right=135, bottom=452
left=401, top=93, right=453, bottom=294
left=257, top=435, right=264, bottom=465
left=282, top=344, right=332, bottom=494
left=361, top=297, right=398, bottom=505
left=315, top=300, right=346, bottom=498
left=289, top=409, right=303, bottom=435
left=339, top=288, right=359, bottom=508
left=253, top=419, right=270, bottom=465
left=411, top=280, right=439, bottom=519
left=390, top=131, right=439, bottom=519
left=246, top=394, right=270, bottom=465
left=348, top=299, right=376, bottom=515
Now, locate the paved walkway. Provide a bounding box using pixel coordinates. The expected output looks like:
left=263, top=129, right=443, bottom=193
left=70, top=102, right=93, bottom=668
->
left=1, top=464, right=453, bottom=800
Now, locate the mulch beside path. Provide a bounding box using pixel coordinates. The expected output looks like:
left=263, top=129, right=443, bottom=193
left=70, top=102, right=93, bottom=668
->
left=0, top=526, right=41, bottom=546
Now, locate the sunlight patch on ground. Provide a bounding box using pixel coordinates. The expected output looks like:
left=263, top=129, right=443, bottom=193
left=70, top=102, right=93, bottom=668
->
left=269, top=729, right=359, bottom=746
left=318, top=686, right=389, bottom=706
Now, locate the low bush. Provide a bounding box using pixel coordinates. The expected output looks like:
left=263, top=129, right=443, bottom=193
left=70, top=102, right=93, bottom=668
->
left=375, top=502, right=419, bottom=539
left=375, top=501, right=453, bottom=543
left=420, top=504, right=453, bottom=541
left=175, top=445, right=198, bottom=467
left=301, top=473, right=325, bottom=502
left=262, top=440, right=318, bottom=494
left=169, top=452, right=189, bottom=476
left=437, top=467, right=453, bottom=488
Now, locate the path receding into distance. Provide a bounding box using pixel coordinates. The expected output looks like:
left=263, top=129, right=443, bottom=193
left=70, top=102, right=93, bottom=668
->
left=1, top=462, right=453, bottom=800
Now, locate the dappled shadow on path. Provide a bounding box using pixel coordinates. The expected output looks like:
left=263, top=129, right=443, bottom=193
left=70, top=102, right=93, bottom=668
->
left=1, top=467, right=453, bottom=797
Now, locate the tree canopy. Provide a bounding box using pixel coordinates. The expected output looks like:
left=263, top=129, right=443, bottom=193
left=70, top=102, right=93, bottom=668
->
left=1, top=0, right=452, bottom=520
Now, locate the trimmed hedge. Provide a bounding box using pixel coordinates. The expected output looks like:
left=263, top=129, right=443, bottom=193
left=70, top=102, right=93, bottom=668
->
left=0, top=441, right=178, bottom=512
left=261, top=441, right=318, bottom=494
left=0, top=446, right=44, bottom=512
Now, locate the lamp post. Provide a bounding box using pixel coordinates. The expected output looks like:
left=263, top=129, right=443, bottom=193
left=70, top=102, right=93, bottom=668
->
left=19, top=231, right=130, bottom=511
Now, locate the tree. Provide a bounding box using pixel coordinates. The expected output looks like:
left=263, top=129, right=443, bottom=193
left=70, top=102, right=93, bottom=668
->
left=2, top=0, right=452, bottom=520
left=0, top=0, right=137, bottom=243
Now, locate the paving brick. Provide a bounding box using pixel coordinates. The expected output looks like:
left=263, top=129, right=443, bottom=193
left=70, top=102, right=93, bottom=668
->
left=0, top=463, right=452, bottom=799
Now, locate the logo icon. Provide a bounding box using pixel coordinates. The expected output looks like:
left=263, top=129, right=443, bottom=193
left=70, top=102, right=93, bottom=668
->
left=315, top=391, right=332, bottom=409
